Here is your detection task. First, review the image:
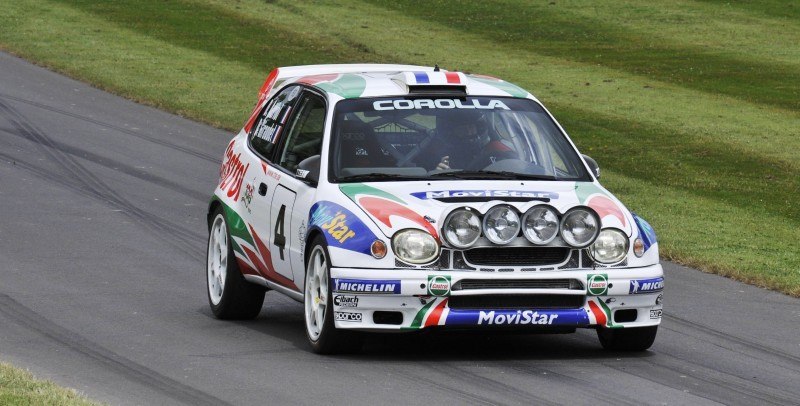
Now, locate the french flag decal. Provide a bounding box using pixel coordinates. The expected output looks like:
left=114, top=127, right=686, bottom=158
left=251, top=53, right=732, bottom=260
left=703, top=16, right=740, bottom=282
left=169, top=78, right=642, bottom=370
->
left=406, top=71, right=464, bottom=86
left=444, top=72, right=461, bottom=84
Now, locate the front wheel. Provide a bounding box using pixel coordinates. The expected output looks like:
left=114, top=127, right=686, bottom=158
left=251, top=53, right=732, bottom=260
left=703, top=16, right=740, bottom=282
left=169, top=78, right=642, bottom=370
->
left=597, top=325, right=658, bottom=351
left=304, top=236, right=362, bottom=354
left=207, top=207, right=265, bottom=319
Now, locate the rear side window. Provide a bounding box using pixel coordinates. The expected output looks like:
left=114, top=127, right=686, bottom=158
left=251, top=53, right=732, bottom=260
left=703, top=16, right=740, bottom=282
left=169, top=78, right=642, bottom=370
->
left=277, top=93, right=326, bottom=172
left=249, top=86, right=302, bottom=160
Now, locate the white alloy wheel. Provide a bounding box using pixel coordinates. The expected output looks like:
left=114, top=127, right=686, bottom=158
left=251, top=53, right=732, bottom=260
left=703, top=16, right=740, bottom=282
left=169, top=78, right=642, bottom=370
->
left=206, top=206, right=264, bottom=319
left=305, top=245, right=329, bottom=342
left=207, top=214, right=228, bottom=306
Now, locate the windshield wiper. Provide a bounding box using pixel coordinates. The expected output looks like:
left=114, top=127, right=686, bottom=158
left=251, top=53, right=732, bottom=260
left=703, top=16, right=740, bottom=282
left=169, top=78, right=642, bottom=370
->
left=337, top=173, right=427, bottom=182
left=429, top=170, right=557, bottom=181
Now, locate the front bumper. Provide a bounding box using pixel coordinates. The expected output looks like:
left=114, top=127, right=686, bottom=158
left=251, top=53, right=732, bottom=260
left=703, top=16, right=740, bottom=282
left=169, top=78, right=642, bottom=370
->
left=329, top=264, right=664, bottom=331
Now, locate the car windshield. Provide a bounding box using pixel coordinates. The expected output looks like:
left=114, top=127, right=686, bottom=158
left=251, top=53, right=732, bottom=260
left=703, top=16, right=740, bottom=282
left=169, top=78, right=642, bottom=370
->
left=330, top=96, right=590, bottom=182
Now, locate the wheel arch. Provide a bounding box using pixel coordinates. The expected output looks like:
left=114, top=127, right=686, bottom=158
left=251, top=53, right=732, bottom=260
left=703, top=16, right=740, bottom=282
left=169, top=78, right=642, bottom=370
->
left=304, top=228, right=326, bottom=269
left=207, top=197, right=222, bottom=230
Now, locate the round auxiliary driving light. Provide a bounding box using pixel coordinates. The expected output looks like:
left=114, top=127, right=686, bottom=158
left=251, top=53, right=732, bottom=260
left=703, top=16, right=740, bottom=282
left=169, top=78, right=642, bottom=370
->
left=482, top=205, right=520, bottom=245
left=522, top=205, right=560, bottom=245
left=559, top=207, right=600, bottom=248
left=590, top=229, right=629, bottom=264
left=443, top=208, right=482, bottom=248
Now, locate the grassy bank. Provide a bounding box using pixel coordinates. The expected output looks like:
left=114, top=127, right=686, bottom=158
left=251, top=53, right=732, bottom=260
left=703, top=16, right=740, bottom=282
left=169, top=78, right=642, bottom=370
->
left=0, top=362, right=95, bottom=405
left=0, top=0, right=797, bottom=296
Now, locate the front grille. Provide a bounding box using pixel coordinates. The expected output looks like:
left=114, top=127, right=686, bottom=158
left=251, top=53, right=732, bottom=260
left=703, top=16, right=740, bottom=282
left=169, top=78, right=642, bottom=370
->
left=463, top=247, right=570, bottom=266
left=448, top=294, right=584, bottom=309
left=558, top=250, right=580, bottom=269
left=394, top=259, right=416, bottom=268
left=454, top=278, right=577, bottom=290
left=437, top=250, right=451, bottom=269
left=452, top=251, right=476, bottom=270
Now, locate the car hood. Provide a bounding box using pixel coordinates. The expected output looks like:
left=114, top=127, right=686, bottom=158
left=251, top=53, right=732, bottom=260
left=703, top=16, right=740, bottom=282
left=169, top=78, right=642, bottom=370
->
left=338, top=180, right=634, bottom=240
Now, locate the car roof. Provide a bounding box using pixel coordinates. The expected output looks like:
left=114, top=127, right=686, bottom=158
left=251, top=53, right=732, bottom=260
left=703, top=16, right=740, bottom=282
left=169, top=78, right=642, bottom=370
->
left=267, top=64, right=532, bottom=100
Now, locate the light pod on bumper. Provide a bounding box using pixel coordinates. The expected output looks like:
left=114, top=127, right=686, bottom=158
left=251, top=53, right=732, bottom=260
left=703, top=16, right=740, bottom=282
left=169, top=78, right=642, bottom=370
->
left=522, top=205, right=559, bottom=245
left=590, top=229, right=629, bottom=264
left=482, top=205, right=520, bottom=245
left=443, top=208, right=481, bottom=248
left=559, top=206, right=600, bottom=248
left=392, top=229, right=439, bottom=264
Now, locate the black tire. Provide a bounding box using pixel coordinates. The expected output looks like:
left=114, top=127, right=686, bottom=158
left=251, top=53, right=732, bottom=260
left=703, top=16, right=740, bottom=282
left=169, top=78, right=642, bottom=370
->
left=206, top=206, right=265, bottom=319
left=597, top=325, right=658, bottom=351
left=304, top=235, right=363, bottom=354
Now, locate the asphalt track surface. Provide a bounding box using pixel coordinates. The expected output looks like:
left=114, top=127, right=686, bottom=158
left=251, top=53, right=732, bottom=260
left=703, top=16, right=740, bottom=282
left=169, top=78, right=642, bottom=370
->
left=0, top=52, right=799, bottom=406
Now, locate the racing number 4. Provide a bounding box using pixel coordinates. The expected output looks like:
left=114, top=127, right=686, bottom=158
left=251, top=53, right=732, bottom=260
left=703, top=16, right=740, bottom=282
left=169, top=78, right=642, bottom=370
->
left=274, top=204, right=286, bottom=260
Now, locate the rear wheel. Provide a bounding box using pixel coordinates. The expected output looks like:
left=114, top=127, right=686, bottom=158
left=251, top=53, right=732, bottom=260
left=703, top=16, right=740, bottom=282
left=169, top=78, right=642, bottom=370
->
left=207, top=207, right=265, bottom=319
left=304, top=236, right=362, bottom=354
left=597, top=326, right=658, bottom=351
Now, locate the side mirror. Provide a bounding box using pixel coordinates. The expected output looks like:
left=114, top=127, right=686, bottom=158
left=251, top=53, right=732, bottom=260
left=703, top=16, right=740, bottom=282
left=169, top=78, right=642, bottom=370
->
left=582, top=154, right=600, bottom=179
left=296, top=155, right=321, bottom=185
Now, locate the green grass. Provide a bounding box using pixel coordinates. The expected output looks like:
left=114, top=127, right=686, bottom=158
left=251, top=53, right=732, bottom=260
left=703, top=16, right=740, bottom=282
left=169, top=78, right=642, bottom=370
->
left=0, top=0, right=797, bottom=296
left=0, top=362, right=96, bottom=405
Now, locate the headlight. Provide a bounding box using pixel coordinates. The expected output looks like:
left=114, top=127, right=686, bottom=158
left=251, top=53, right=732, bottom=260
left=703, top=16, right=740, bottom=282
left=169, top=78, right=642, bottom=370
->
left=443, top=208, right=481, bottom=248
left=560, top=207, right=600, bottom=247
left=590, top=229, right=629, bottom=264
left=482, top=205, right=520, bottom=245
left=522, top=205, right=559, bottom=245
left=392, top=229, right=439, bottom=264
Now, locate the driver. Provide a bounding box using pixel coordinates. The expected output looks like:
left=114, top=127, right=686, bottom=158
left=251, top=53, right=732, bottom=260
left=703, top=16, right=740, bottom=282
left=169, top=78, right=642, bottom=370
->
left=427, top=111, right=515, bottom=170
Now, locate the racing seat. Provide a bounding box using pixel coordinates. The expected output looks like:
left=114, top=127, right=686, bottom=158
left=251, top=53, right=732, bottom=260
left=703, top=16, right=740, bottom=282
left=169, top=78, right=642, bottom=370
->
left=338, top=119, right=394, bottom=168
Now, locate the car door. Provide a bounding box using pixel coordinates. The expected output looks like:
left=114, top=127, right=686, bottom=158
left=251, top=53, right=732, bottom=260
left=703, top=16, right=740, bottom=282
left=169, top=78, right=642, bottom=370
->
left=269, top=89, right=327, bottom=286
left=243, top=85, right=303, bottom=284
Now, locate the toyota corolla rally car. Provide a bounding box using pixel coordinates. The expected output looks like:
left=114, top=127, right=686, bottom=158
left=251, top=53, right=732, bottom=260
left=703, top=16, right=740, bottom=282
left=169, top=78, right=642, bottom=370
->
left=207, top=64, right=663, bottom=354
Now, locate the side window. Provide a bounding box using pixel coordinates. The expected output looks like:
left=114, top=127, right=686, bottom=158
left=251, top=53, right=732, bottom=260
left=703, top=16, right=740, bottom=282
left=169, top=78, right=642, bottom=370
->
left=249, top=86, right=302, bottom=160
left=547, top=143, right=569, bottom=173
left=277, top=93, right=326, bottom=173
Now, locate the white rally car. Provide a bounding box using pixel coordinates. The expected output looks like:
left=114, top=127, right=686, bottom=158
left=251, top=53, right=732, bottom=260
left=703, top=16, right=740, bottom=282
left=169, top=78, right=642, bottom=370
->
left=207, top=64, right=663, bottom=353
